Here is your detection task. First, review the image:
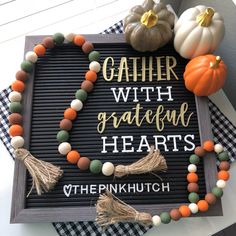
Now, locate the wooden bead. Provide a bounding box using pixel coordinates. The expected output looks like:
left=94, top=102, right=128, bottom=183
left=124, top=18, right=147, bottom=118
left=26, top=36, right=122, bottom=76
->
left=187, top=183, right=199, bottom=192
left=9, top=102, right=22, bottom=113
left=11, top=136, right=24, bottom=149
left=169, top=209, right=181, bottom=221
left=42, top=37, right=55, bottom=49
left=205, top=193, right=217, bottom=205
left=219, top=161, right=230, bottom=171
left=212, top=187, right=223, bottom=198
left=81, top=80, right=94, bottom=93
left=216, top=179, right=226, bottom=189
left=70, top=99, right=83, bottom=111
left=73, top=35, right=85, bottom=46
left=194, top=146, right=206, bottom=157
left=21, top=60, right=34, bottom=73
left=64, top=108, right=77, bottom=120
left=197, top=200, right=209, bottom=212
left=218, top=151, right=229, bottom=161
left=102, top=162, right=114, bottom=176
left=77, top=157, right=90, bottom=170
left=179, top=205, right=191, bottom=217
left=33, top=44, right=46, bottom=56
left=187, top=172, right=198, bottom=183
left=89, top=51, right=100, bottom=62
left=53, top=33, right=65, bottom=45
left=188, top=164, right=197, bottom=172
left=25, top=51, right=38, bottom=63
left=60, top=119, right=72, bottom=131
left=152, top=215, right=161, bottom=226
left=9, top=91, right=22, bottom=102
left=58, top=142, right=71, bottom=155
left=188, top=203, right=198, bottom=214
left=89, top=160, right=102, bottom=174
left=89, top=61, right=101, bottom=73
left=57, top=130, right=69, bottom=142
left=85, top=70, right=97, bottom=83
left=203, top=140, right=214, bottom=152
left=218, top=170, right=230, bottom=181
left=188, top=192, right=199, bottom=203
left=15, top=70, right=29, bottom=82
left=160, top=212, right=171, bottom=224
left=64, top=33, right=75, bottom=42
left=8, top=113, right=23, bottom=125
left=67, top=150, right=80, bottom=164
left=75, top=89, right=87, bottom=102
left=11, top=80, right=25, bottom=93
left=189, top=154, right=200, bottom=164
left=9, top=124, right=23, bottom=137
left=214, top=144, right=224, bottom=154
left=82, top=41, right=94, bottom=54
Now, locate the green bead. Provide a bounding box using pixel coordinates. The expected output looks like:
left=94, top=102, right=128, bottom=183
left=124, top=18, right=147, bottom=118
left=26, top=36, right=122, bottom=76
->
left=57, top=130, right=69, bottom=142
left=88, top=51, right=100, bottom=62
left=160, top=212, right=171, bottom=224
left=21, top=60, right=34, bottom=73
left=9, top=102, right=22, bottom=113
left=53, top=33, right=65, bottom=45
left=218, top=151, right=229, bottom=161
left=89, top=160, right=102, bottom=174
left=75, top=89, right=87, bottom=102
left=189, top=154, right=200, bottom=164
left=212, top=187, right=223, bottom=198
left=188, top=192, right=199, bottom=203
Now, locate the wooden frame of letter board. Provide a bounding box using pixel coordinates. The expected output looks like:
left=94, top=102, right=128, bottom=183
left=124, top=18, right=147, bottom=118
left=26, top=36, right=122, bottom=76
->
left=10, top=34, right=222, bottom=223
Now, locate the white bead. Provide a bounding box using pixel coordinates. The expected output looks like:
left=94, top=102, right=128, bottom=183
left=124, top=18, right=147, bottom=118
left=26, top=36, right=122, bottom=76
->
left=64, top=33, right=75, bottom=42
left=216, top=179, right=226, bottom=188
left=11, top=136, right=24, bottom=149
left=9, top=91, right=22, bottom=102
left=188, top=203, right=198, bottom=214
left=152, top=215, right=161, bottom=226
left=214, top=144, right=224, bottom=154
left=188, top=164, right=197, bottom=173
left=89, top=61, right=101, bottom=73
left=25, top=51, right=38, bottom=63
left=58, top=142, right=71, bottom=155
left=70, top=99, right=83, bottom=111
left=102, top=162, right=115, bottom=176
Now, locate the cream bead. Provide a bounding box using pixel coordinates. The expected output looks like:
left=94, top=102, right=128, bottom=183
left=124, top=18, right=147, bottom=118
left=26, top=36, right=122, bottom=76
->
left=89, top=61, right=101, bottom=73
left=188, top=164, right=197, bottom=173
left=64, top=33, right=75, bottom=42
left=216, top=179, right=226, bottom=188
left=188, top=203, right=198, bottom=214
left=25, top=51, right=38, bottom=63
left=58, top=142, right=71, bottom=155
left=9, top=91, right=22, bottom=102
left=11, top=136, right=24, bottom=149
left=214, top=144, right=224, bottom=154
left=70, top=99, right=83, bottom=111
left=152, top=215, right=161, bottom=226
left=102, top=162, right=115, bottom=176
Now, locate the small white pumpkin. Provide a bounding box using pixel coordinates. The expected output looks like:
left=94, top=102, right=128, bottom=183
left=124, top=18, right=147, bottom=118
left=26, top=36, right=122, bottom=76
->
left=174, top=5, right=225, bottom=59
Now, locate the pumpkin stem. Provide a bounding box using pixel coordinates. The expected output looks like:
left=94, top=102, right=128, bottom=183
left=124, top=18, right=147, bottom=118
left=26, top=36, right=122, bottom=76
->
left=196, top=7, right=215, bottom=27
left=140, top=10, right=158, bottom=28
left=210, top=56, right=221, bottom=68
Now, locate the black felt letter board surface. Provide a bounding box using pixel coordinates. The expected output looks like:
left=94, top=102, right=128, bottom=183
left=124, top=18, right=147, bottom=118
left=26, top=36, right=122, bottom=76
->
left=11, top=34, right=222, bottom=223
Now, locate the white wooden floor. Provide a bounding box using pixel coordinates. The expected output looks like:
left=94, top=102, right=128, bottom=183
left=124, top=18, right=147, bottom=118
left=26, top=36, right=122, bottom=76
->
left=0, top=1, right=236, bottom=236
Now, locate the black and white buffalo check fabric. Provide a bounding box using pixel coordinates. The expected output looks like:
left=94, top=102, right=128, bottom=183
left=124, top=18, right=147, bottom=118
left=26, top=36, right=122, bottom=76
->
left=0, top=21, right=235, bottom=236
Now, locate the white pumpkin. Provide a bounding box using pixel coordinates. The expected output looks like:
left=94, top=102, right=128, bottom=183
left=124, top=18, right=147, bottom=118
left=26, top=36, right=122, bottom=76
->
left=174, top=5, right=225, bottom=59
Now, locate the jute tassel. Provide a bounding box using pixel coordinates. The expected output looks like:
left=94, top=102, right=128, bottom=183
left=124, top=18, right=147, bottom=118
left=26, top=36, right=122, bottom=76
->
left=114, top=146, right=167, bottom=178
left=96, top=190, right=152, bottom=227
left=14, top=148, right=63, bottom=197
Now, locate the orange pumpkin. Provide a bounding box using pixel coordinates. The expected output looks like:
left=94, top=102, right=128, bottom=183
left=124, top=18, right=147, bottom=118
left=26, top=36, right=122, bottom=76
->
left=183, top=55, right=227, bottom=96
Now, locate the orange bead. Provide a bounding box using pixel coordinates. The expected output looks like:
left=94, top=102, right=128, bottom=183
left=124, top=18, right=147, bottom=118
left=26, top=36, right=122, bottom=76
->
left=33, top=44, right=46, bottom=56
left=73, top=35, right=85, bottom=46
left=197, top=200, right=209, bottom=212
left=85, top=70, right=97, bottom=83
left=9, top=124, right=23, bottom=136
left=64, top=108, right=77, bottom=120
left=203, top=140, right=214, bottom=152
left=67, top=150, right=80, bottom=164
left=218, top=170, right=230, bottom=181
left=179, top=205, right=191, bottom=217
left=11, top=80, right=25, bottom=93
left=187, top=172, right=198, bottom=183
